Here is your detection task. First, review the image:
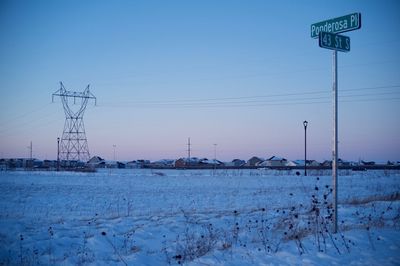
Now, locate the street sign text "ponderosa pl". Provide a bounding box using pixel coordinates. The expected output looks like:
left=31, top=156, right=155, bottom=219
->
left=311, top=13, right=361, bottom=38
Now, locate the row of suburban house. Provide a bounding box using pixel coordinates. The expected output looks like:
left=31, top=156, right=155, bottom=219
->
left=0, top=158, right=86, bottom=170
left=1, top=156, right=398, bottom=170
left=85, top=156, right=398, bottom=169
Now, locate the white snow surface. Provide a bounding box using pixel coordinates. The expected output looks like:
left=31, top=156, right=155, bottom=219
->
left=0, top=169, right=399, bottom=265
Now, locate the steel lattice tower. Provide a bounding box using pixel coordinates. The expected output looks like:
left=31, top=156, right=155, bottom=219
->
left=52, top=82, right=96, bottom=162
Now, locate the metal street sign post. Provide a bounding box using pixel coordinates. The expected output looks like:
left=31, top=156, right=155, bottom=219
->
left=311, top=13, right=361, bottom=234
left=311, top=12, right=361, bottom=38
left=319, top=32, right=350, bottom=52
left=332, top=49, right=338, bottom=234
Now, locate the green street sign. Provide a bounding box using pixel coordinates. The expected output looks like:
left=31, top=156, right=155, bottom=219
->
left=311, top=13, right=361, bottom=38
left=319, top=32, right=350, bottom=52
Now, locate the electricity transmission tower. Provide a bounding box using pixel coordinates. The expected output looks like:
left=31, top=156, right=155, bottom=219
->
left=52, top=82, right=96, bottom=162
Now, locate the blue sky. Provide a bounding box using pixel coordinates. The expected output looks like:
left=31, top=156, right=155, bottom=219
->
left=0, top=0, right=399, bottom=162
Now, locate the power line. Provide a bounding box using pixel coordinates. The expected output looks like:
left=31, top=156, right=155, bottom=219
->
left=105, top=84, right=400, bottom=104
left=92, top=42, right=400, bottom=86
left=0, top=115, right=60, bottom=138
left=100, top=84, right=400, bottom=109
left=1, top=85, right=398, bottom=133
left=0, top=103, right=52, bottom=127
left=0, top=111, right=59, bottom=135
left=101, top=96, right=400, bottom=109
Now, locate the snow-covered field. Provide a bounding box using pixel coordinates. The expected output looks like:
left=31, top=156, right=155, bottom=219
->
left=0, top=169, right=399, bottom=265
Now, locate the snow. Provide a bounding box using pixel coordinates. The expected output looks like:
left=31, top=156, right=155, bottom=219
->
left=0, top=169, right=399, bottom=265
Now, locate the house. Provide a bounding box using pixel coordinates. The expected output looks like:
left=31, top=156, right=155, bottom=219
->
left=199, top=158, right=224, bottom=166
left=126, top=160, right=140, bottom=168
left=246, top=156, right=264, bottom=166
left=60, top=160, right=86, bottom=168
left=322, top=159, right=356, bottom=167
left=225, top=159, right=246, bottom=167
left=338, top=159, right=352, bottom=166
left=16, top=158, right=25, bottom=168
left=87, top=156, right=106, bottom=168
left=361, top=160, right=375, bottom=166
left=104, top=161, right=118, bottom=168
left=322, top=160, right=332, bottom=167
left=117, top=161, right=126, bottom=168
left=136, top=160, right=151, bottom=168
left=386, top=161, right=400, bottom=166
left=150, top=159, right=175, bottom=168
left=285, top=160, right=298, bottom=167
left=0, top=159, right=6, bottom=170
left=88, top=156, right=104, bottom=164
left=174, top=157, right=202, bottom=168
left=292, top=160, right=320, bottom=167
left=257, top=156, right=288, bottom=167
left=309, top=160, right=321, bottom=167
left=32, top=159, right=44, bottom=168
left=174, top=157, right=224, bottom=168
left=43, top=160, right=57, bottom=168
left=174, top=158, right=186, bottom=168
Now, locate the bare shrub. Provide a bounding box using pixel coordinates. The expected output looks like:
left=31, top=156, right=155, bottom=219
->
left=101, top=231, right=128, bottom=266
left=171, top=211, right=219, bottom=264
left=77, top=231, right=95, bottom=265
left=173, top=223, right=218, bottom=264
left=345, top=192, right=400, bottom=206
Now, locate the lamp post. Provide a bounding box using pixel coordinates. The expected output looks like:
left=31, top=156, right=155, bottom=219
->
left=57, top=137, right=60, bottom=171
left=303, top=120, right=308, bottom=176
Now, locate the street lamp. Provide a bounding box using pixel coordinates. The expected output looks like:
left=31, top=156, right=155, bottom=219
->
left=303, top=120, right=308, bottom=176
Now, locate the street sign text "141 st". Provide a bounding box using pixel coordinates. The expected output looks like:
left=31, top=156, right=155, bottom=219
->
left=311, top=13, right=361, bottom=38
left=319, top=32, right=350, bottom=52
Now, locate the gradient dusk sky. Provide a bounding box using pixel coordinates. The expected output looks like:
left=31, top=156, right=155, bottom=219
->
left=1, top=0, right=399, bottom=162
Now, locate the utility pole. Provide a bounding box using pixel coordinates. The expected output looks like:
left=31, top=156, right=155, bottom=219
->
left=187, top=137, right=191, bottom=167
left=213, top=144, right=217, bottom=174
